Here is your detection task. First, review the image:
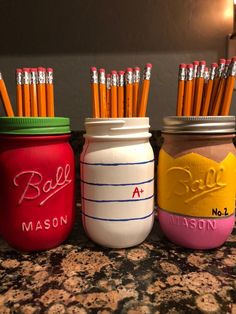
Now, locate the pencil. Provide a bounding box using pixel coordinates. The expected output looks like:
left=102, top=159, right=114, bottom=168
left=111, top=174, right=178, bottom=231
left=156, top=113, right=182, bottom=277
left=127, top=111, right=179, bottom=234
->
left=183, top=64, right=193, bottom=116
left=133, top=67, right=140, bottom=116
left=22, top=68, right=31, bottom=117
left=106, top=74, right=111, bottom=118
left=209, top=59, right=225, bottom=113
left=46, top=68, right=54, bottom=117
left=138, top=63, right=152, bottom=117
left=221, top=56, right=236, bottom=115
left=90, top=67, right=100, bottom=118
left=98, top=68, right=107, bottom=118
left=201, top=66, right=209, bottom=109
left=125, top=68, right=133, bottom=117
left=30, top=68, right=38, bottom=117
left=201, top=63, right=217, bottom=116
left=192, top=60, right=205, bottom=116
left=111, top=70, right=118, bottom=118
left=16, top=68, right=23, bottom=116
left=0, top=72, right=14, bottom=117
left=176, top=63, right=186, bottom=116
left=118, top=70, right=125, bottom=118
left=191, top=60, right=199, bottom=114
left=211, top=59, right=230, bottom=116
left=37, top=67, right=47, bottom=117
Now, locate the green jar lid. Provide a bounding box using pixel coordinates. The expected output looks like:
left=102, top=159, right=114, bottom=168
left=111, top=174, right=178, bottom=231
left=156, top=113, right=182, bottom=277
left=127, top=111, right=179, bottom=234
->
left=0, top=117, right=71, bottom=135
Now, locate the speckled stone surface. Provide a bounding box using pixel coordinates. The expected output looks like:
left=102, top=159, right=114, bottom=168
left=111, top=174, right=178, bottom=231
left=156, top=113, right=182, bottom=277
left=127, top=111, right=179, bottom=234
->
left=0, top=209, right=235, bottom=314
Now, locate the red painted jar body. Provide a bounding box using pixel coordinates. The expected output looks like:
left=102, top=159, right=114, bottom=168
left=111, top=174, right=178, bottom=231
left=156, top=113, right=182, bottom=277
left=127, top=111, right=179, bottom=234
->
left=0, top=118, right=75, bottom=251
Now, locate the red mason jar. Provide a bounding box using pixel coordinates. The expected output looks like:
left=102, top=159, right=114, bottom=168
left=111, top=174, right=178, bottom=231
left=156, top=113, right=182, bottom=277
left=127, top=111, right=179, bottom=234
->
left=0, top=117, right=75, bottom=251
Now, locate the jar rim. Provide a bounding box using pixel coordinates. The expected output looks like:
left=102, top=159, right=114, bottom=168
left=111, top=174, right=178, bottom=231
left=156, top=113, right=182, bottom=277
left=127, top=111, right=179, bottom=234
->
left=162, top=116, right=235, bottom=134
left=0, top=117, right=71, bottom=135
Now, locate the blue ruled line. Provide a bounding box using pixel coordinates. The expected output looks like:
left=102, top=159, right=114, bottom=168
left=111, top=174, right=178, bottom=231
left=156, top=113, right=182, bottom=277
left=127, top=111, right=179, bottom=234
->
left=80, top=159, right=155, bottom=166
left=81, top=194, right=154, bottom=203
left=80, top=177, right=154, bottom=186
left=81, top=210, right=154, bottom=221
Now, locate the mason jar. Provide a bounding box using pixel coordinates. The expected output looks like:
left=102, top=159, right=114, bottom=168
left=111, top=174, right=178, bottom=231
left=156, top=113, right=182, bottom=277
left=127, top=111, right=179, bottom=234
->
left=158, top=116, right=236, bottom=249
left=80, top=118, right=154, bottom=248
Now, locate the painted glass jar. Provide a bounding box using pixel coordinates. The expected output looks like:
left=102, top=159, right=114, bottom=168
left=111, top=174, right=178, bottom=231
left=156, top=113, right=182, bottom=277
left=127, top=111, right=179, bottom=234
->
left=158, top=116, right=236, bottom=249
left=80, top=118, right=154, bottom=248
left=0, top=117, right=75, bottom=251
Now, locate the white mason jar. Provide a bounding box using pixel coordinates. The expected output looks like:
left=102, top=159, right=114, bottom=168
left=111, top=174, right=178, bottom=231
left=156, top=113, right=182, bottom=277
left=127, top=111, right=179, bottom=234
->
left=80, top=118, right=154, bottom=248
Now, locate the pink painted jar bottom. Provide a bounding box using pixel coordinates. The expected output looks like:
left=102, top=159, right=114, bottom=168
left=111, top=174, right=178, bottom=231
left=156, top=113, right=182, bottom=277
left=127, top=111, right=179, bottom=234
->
left=158, top=209, right=235, bottom=249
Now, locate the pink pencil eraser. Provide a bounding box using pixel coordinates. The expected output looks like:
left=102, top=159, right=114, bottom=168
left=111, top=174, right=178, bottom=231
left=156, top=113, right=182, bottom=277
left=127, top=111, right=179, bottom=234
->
left=146, top=63, right=152, bottom=68
left=111, top=70, right=117, bottom=75
left=30, top=68, right=37, bottom=72
left=118, top=71, right=125, bottom=75
left=231, top=56, right=236, bottom=62
left=211, top=63, right=218, bottom=68
left=219, top=58, right=226, bottom=64
left=22, top=68, right=30, bottom=72
left=47, top=68, right=53, bottom=72
left=106, top=74, right=111, bottom=78
left=200, top=60, right=206, bottom=65
left=99, top=68, right=105, bottom=73
left=205, top=67, right=208, bottom=71
left=133, top=67, right=140, bottom=71
left=226, top=59, right=231, bottom=64
left=193, top=60, right=199, bottom=65
left=38, top=67, right=46, bottom=72
left=16, top=68, right=22, bottom=73
left=90, top=66, right=97, bottom=72
left=126, top=68, right=133, bottom=72
left=187, top=64, right=193, bottom=68
left=179, top=63, right=186, bottom=68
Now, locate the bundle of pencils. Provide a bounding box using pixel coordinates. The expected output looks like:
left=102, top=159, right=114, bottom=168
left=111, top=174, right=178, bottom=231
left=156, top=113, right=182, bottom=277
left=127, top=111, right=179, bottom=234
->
left=90, top=63, right=152, bottom=118
left=16, top=67, right=55, bottom=117
left=176, top=56, right=236, bottom=116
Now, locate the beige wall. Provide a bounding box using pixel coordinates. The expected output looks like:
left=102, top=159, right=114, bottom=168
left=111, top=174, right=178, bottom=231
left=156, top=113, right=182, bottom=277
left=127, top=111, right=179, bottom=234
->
left=0, top=0, right=235, bottom=130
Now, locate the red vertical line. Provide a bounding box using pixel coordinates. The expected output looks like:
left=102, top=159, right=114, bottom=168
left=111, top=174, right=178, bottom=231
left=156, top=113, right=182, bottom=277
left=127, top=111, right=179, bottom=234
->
left=221, top=56, right=236, bottom=115
left=193, top=60, right=206, bottom=116
left=125, top=68, right=133, bottom=117
left=16, top=69, right=23, bottom=116
left=191, top=60, right=199, bottom=114
left=111, top=70, right=118, bottom=118
left=133, top=67, right=140, bottom=116
left=106, top=74, right=111, bottom=118
left=176, top=63, right=186, bottom=116
left=30, top=68, right=38, bottom=117
left=183, top=64, right=193, bottom=116
left=90, top=67, right=100, bottom=118
left=98, top=68, right=107, bottom=118
left=46, top=68, right=54, bottom=117
left=209, top=59, right=225, bottom=113
left=211, top=59, right=231, bottom=116
left=22, top=68, right=31, bottom=116
left=138, top=63, right=152, bottom=117
left=118, top=70, right=125, bottom=118
left=201, top=63, right=217, bottom=116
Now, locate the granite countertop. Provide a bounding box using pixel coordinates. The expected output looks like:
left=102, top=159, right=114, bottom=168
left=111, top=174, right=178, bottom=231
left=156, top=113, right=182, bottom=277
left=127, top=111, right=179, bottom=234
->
left=0, top=206, right=235, bottom=314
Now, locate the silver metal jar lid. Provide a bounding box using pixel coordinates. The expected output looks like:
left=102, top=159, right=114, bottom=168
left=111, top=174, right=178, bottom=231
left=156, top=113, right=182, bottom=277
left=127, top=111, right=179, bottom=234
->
left=162, top=116, right=236, bottom=134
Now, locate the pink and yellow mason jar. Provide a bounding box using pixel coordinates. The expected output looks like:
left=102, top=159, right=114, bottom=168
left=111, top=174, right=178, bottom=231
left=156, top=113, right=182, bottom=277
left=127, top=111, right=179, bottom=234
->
left=158, top=116, right=236, bottom=249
